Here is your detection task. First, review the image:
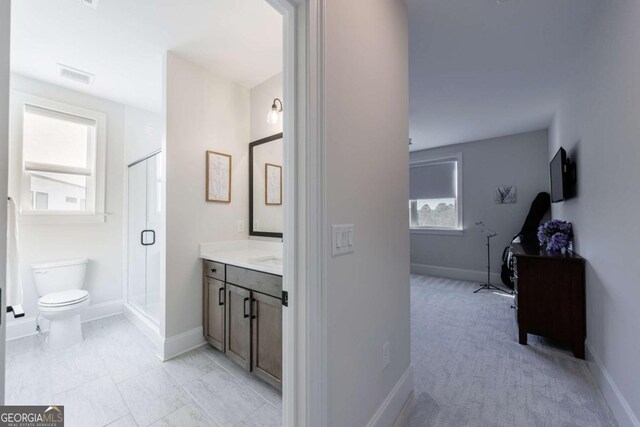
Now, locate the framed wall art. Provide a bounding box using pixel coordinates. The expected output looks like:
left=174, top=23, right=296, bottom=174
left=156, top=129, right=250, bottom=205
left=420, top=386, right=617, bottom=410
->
left=265, top=163, right=282, bottom=205
left=206, top=151, right=232, bottom=203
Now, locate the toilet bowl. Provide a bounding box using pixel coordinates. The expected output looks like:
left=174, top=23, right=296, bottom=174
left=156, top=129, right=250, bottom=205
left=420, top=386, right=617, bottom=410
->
left=32, top=259, right=90, bottom=350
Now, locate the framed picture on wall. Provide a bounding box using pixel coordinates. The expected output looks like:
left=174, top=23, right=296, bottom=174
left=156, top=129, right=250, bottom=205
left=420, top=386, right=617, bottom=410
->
left=495, top=185, right=516, bottom=204
left=206, top=151, right=232, bottom=203
left=265, top=163, right=282, bottom=205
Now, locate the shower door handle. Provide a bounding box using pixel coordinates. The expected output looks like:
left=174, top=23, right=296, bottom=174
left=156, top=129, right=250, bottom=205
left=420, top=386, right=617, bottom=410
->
left=141, top=230, right=156, bottom=246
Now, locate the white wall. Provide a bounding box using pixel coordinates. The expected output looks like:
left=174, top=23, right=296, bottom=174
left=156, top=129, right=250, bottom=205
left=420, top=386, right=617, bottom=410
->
left=324, top=0, right=411, bottom=425
left=410, top=130, right=550, bottom=281
left=164, top=52, right=250, bottom=338
left=550, top=1, right=640, bottom=425
left=250, top=73, right=283, bottom=141
left=7, top=75, right=126, bottom=334
left=125, top=106, right=162, bottom=165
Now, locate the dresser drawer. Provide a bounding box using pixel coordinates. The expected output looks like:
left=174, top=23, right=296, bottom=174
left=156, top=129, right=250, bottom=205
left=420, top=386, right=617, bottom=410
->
left=204, top=260, right=225, bottom=281
left=226, top=265, right=282, bottom=299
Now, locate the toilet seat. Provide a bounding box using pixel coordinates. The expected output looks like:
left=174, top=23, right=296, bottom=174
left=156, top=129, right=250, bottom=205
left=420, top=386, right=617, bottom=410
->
left=38, top=290, right=90, bottom=308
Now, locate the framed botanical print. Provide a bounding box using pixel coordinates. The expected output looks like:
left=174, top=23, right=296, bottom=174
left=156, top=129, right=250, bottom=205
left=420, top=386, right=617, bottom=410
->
left=265, top=163, right=282, bottom=205
left=206, top=151, right=232, bottom=203
left=495, top=185, right=516, bottom=204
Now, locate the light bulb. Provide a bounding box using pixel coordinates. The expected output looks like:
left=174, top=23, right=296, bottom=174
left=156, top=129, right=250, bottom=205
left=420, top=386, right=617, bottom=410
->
left=267, top=109, right=280, bottom=124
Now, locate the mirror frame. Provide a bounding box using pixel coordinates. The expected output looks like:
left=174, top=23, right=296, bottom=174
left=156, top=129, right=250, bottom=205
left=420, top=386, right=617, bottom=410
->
left=249, top=132, right=284, bottom=239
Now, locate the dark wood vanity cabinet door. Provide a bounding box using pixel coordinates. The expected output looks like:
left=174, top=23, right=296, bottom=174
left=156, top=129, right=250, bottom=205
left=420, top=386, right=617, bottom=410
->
left=251, top=292, right=283, bottom=390
left=205, top=278, right=225, bottom=351
left=225, top=284, right=252, bottom=370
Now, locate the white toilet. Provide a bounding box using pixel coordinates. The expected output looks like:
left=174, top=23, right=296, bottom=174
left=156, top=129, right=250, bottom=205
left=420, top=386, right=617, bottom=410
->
left=32, top=258, right=90, bottom=350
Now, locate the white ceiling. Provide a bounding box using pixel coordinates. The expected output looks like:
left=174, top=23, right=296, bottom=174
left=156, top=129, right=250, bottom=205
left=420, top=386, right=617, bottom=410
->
left=407, top=0, right=598, bottom=151
left=10, top=0, right=283, bottom=113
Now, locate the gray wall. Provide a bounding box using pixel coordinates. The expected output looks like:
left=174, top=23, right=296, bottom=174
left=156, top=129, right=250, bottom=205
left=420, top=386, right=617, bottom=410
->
left=550, top=1, right=640, bottom=424
left=324, top=0, right=411, bottom=425
left=410, top=130, right=549, bottom=279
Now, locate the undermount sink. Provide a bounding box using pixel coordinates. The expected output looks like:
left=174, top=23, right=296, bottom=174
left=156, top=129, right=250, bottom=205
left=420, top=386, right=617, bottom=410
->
left=250, top=255, right=283, bottom=267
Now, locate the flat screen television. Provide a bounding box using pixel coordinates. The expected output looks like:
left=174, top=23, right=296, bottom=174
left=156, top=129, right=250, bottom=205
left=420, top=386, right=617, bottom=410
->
left=550, top=147, right=575, bottom=203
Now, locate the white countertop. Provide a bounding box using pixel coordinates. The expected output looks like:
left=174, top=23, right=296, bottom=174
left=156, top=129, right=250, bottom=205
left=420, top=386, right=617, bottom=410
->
left=199, top=240, right=283, bottom=276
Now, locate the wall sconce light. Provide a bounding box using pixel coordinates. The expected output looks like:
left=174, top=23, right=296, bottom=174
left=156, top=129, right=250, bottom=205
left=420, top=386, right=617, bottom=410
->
left=267, top=98, right=283, bottom=124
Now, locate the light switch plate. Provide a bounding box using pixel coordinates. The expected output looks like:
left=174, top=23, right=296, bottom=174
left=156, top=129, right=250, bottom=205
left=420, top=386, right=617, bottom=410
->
left=237, top=220, right=245, bottom=233
left=332, top=224, right=354, bottom=256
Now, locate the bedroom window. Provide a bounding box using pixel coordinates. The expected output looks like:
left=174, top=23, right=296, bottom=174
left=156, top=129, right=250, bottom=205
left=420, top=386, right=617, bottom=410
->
left=15, top=93, right=107, bottom=223
left=409, top=154, right=463, bottom=234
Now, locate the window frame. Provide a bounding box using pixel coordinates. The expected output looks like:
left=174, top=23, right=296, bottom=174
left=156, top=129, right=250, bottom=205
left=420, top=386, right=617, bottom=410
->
left=12, top=92, right=107, bottom=224
left=409, top=153, right=463, bottom=235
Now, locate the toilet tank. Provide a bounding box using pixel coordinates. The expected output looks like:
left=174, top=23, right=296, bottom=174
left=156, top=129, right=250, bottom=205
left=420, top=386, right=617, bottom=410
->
left=31, top=258, right=88, bottom=297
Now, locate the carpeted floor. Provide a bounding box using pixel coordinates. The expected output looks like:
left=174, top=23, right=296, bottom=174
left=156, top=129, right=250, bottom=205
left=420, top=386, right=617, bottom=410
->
left=407, top=275, right=617, bottom=427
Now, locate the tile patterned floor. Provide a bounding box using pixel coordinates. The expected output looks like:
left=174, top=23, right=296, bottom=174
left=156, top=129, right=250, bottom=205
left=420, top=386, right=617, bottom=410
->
left=5, top=315, right=282, bottom=427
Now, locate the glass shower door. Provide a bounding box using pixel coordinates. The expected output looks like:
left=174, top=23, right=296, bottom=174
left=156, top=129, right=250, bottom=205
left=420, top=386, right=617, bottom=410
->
left=127, top=153, right=161, bottom=324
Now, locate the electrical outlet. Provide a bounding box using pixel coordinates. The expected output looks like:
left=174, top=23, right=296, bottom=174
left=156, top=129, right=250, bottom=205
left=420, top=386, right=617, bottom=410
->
left=382, top=341, right=390, bottom=369
left=237, top=220, right=245, bottom=233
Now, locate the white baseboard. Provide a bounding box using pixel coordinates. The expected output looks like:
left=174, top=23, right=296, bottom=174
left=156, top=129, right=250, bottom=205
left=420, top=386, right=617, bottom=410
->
left=367, top=364, right=414, bottom=427
left=586, top=341, right=640, bottom=427
left=122, top=304, right=205, bottom=362
left=392, top=390, right=415, bottom=427
left=160, top=327, right=206, bottom=361
left=6, top=299, right=123, bottom=341
left=122, top=303, right=164, bottom=356
left=411, top=263, right=502, bottom=285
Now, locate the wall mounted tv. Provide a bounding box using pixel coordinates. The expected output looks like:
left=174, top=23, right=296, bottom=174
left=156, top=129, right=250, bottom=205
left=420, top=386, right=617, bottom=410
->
left=550, top=147, right=576, bottom=203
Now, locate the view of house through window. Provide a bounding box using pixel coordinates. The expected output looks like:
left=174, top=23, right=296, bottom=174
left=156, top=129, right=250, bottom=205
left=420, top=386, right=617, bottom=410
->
left=409, top=155, right=462, bottom=231
left=22, top=104, right=95, bottom=213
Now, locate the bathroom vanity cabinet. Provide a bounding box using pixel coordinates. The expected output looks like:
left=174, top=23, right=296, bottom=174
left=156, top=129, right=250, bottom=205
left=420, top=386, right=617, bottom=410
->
left=202, top=259, right=283, bottom=390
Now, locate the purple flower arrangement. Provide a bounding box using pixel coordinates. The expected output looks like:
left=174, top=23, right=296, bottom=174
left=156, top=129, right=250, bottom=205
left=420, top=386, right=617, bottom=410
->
left=538, top=220, right=573, bottom=254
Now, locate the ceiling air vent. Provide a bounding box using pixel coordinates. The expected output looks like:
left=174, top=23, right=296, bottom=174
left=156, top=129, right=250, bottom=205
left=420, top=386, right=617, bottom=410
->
left=79, top=0, right=100, bottom=9
left=57, top=64, right=95, bottom=85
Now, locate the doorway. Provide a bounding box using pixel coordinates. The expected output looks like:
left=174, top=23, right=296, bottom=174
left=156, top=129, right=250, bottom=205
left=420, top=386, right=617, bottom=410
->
left=0, top=0, right=312, bottom=425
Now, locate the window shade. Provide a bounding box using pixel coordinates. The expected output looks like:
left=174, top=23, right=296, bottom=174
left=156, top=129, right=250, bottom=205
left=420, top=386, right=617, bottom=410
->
left=410, top=161, right=456, bottom=200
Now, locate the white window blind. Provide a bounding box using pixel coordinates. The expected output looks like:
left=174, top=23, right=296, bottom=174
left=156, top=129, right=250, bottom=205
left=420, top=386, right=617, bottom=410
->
left=409, top=161, right=457, bottom=200
left=409, top=155, right=463, bottom=233
left=14, top=92, right=107, bottom=223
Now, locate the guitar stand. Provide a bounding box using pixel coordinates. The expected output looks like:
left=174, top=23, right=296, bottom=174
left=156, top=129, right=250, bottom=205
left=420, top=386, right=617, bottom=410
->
left=474, top=232, right=511, bottom=294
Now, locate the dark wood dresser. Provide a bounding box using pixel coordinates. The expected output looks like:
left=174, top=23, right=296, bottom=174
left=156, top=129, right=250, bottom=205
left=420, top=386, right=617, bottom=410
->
left=511, top=243, right=586, bottom=359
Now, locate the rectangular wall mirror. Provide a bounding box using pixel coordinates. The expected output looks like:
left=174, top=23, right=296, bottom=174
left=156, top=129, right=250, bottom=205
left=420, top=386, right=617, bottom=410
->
left=249, top=133, right=283, bottom=238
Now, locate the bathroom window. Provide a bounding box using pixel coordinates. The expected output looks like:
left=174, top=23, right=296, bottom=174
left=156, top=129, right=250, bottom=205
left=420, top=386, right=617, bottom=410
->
left=16, top=93, right=106, bottom=223
left=409, top=154, right=463, bottom=235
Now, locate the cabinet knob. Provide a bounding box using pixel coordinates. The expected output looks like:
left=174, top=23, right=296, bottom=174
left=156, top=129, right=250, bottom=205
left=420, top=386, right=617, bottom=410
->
left=211, top=269, right=216, bottom=273
left=510, top=305, right=516, bottom=310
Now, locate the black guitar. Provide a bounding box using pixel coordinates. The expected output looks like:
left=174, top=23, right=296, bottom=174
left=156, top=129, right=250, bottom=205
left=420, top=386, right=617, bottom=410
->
left=500, top=192, right=551, bottom=288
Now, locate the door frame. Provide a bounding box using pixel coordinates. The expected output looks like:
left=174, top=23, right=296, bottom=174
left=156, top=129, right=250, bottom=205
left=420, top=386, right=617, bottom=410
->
left=0, top=0, right=10, bottom=405
left=266, top=0, right=326, bottom=425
